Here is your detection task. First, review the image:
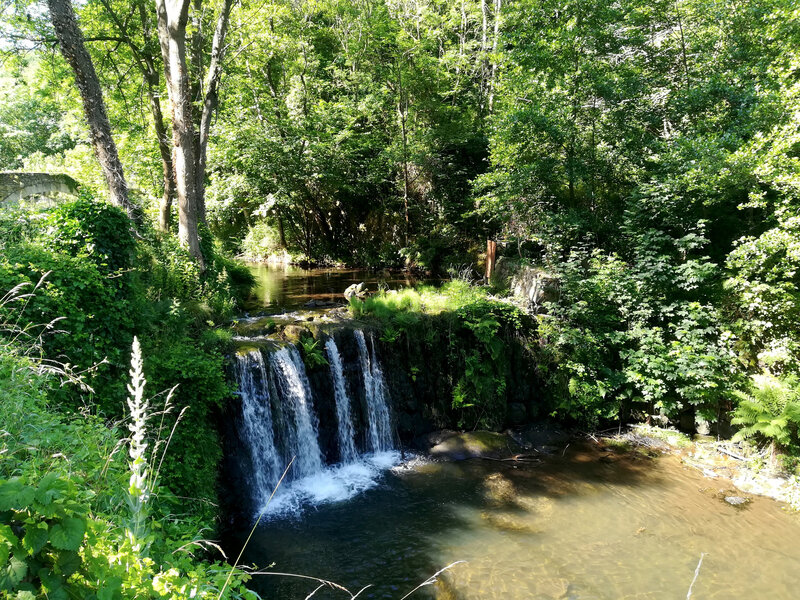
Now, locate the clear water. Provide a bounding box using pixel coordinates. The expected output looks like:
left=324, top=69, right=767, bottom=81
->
left=234, top=331, right=398, bottom=519
left=234, top=350, right=281, bottom=509
left=233, top=445, right=800, bottom=599
left=268, top=346, right=324, bottom=479
left=243, top=264, right=436, bottom=313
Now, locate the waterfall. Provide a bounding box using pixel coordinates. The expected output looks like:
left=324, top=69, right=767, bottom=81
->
left=326, top=338, right=358, bottom=463
left=354, top=330, right=393, bottom=453
left=269, top=345, right=324, bottom=477
left=234, top=350, right=281, bottom=508
left=232, top=330, right=398, bottom=518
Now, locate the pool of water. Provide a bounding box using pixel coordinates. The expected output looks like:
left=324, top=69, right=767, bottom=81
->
left=243, top=264, right=435, bottom=313
left=231, top=444, right=800, bottom=600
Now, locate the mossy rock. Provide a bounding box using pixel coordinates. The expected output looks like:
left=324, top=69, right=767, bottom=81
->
left=233, top=316, right=277, bottom=337
left=429, top=431, right=522, bottom=460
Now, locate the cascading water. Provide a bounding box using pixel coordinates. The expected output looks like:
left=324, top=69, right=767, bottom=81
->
left=269, top=346, right=324, bottom=477
left=234, top=350, right=281, bottom=509
left=233, top=330, right=399, bottom=519
left=325, top=338, right=358, bottom=463
left=355, top=330, right=394, bottom=452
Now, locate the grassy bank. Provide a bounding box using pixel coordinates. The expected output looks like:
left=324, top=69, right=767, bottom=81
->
left=0, top=196, right=256, bottom=598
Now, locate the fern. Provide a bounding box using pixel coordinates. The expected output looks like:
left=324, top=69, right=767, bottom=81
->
left=732, top=373, right=800, bottom=453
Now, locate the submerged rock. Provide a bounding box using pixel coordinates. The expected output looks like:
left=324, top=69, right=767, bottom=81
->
left=412, top=429, right=459, bottom=451
left=481, top=510, right=542, bottom=534
left=429, top=431, right=522, bottom=460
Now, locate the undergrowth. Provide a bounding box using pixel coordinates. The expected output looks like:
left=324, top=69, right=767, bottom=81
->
left=0, top=283, right=255, bottom=598
left=349, top=281, right=536, bottom=429
left=0, top=194, right=254, bottom=506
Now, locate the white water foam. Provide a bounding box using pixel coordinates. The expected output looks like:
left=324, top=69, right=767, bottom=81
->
left=257, top=451, right=401, bottom=519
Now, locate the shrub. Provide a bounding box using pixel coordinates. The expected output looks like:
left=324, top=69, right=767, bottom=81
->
left=732, top=373, right=800, bottom=459
left=0, top=344, right=256, bottom=599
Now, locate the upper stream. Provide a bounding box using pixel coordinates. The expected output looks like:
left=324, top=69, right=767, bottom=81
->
left=227, top=265, right=800, bottom=600
left=243, top=264, right=433, bottom=313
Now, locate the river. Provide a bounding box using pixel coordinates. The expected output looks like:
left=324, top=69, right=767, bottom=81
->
left=228, top=264, right=800, bottom=600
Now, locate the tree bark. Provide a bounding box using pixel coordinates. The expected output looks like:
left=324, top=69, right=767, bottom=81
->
left=196, top=0, right=234, bottom=225
left=46, top=0, right=134, bottom=219
left=136, top=0, right=177, bottom=232
left=155, top=0, right=204, bottom=265
left=487, top=0, right=501, bottom=113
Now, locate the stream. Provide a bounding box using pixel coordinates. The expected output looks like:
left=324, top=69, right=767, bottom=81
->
left=227, top=265, right=800, bottom=600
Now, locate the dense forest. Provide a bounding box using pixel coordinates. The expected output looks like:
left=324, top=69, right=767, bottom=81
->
left=1, top=0, right=800, bottom=597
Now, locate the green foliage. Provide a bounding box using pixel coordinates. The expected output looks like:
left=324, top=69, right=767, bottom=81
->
left=0, top=57, right=76, bottom=170
left=354, top=282, right=532, bottom=429
left=0, top=258, right=255, bottom=596
left=0, top=196, right=252, bottom=507
left=298, top=335, right=328, bottom=370
left=732, top=373, right=800, bottom=453
left=240, top=221, right=291, bottom=263
left=42, top=193, right=136, bottom=273
left=539, top=227, right=737, bottom=426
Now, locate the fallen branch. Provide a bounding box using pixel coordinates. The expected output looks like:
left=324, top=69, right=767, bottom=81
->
left=716, top=447, right=747, bottom=461
left=686, top=552, right=707, bottom=599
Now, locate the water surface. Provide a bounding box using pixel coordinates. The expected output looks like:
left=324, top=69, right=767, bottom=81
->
left=244, top=264, right=433, bottom=313
left=234, top=445, right=800, bottom=600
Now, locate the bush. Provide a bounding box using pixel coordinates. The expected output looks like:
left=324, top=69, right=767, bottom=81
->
left=0, top=346, right=256, bottom=599
left=351, top=282, right=535, bottom=429
left=0, top=195, right=254, bottom=508
left=732, top=373, right=800, bottom=458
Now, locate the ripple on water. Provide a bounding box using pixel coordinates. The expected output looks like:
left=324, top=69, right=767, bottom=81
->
left=239, top=445, right=800, bottom=600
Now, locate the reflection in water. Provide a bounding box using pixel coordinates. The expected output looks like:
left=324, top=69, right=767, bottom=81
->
left=243, top=264, right=432, bottom=313
left=234, top=445, right=800, bottom=600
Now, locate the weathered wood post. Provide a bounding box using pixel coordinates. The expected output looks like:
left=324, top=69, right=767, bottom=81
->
left=485, top=239, right=497, bottom=282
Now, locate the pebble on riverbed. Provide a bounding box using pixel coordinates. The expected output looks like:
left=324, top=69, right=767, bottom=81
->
left=724, top=495, right=750, bottom=506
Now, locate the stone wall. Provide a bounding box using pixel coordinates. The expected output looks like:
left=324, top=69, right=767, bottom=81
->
left=0, top=172, right=80, bottom=205
left=491, top=257, right=559, bottom=310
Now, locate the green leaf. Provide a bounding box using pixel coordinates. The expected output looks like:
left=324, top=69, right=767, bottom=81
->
left=54, top=550, right=81, bottom=577
left=22, top=523, right=48, bottom=556
left=34, top=473, right=68, bottom=505
left=15, top=591, right=36, bottom=600
left=0, top=479, right=34, bottom=511
left=49, top=518, right=85, bottom=551
left=0, top=524, right=19, bottom=548
left=97, top=577, right=122, bottom=600
left=39, top=570, right=68, bottom=600
left=0, top=555, right=28, bottom=590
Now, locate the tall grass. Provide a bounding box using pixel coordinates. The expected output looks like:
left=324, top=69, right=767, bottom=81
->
left=350, top=280, right=488, bottom=319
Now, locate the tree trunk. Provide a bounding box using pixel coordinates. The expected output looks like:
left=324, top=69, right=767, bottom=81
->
left=151, top=91, right=176, bottom=232
left=277, top=216, right=287, bottom=249
left=155, top=0, right=204, bottom=266
left=196, top=0, right=234, bottom=225
left=46, top=0, right=134, bottom=219
left=396, top=63, right=410, bottom=246
left=487, top=0, right=501, bottom=113
left=136, top=0, right=176, bottom=232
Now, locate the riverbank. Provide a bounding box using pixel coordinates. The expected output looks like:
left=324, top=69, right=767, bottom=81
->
left=412, top=425, right=800, bottom=512
left=611, top=424, right=800, bottom=511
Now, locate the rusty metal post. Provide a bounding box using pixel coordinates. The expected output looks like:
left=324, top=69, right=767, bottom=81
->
left=485, top=239, right=497, bottom=282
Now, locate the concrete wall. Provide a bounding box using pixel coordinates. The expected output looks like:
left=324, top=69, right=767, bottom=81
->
left=0, top=172, right=80, bottom=205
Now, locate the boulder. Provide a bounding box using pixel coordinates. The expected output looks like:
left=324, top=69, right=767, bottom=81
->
left=343, top=282, right=368, bottom=301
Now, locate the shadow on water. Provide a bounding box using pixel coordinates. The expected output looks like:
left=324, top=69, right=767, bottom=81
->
left=228, top=444, right=665, bottom=600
